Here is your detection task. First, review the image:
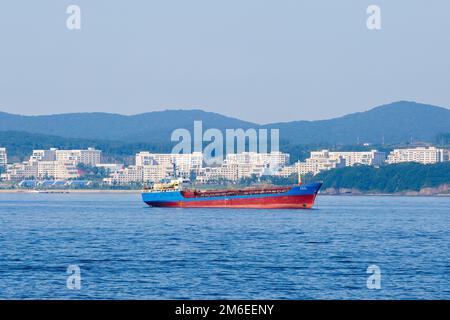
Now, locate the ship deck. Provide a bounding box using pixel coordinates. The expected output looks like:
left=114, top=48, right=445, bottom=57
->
left=180, top=186, right=292, bottom=198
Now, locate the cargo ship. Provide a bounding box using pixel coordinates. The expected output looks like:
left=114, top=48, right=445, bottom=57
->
left=141, top=177, right=322, bottom=209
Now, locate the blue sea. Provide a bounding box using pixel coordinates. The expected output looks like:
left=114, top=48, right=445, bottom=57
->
left=0, top=193, right=449, bottom=299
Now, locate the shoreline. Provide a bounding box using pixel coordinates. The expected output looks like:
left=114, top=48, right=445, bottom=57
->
left=0, top=189, right=448, bottom=197
left=0, top=189, right=140, bottom=194
left=319, top=192, right=450, bottom=197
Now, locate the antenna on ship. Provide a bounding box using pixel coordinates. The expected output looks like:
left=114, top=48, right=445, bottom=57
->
left=298, top=171, right=302, bottom=185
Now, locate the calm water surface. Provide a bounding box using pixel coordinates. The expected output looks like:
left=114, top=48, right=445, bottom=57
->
left=0, top=193, right=449, bottom=299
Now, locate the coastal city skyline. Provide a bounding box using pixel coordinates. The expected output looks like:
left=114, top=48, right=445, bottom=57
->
left=1, top=100, right=449, bottom=189
left=1, top=145, right=448, bottom=186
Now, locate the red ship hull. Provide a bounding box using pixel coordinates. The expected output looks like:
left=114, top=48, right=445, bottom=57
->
left=146, top=194, right=317, bottom=209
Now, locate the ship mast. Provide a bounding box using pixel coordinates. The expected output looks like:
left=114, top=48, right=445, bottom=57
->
left=172, top=160, right=177, bottom=178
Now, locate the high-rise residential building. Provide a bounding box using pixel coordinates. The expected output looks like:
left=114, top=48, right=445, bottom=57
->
left=386, top=147, right=446, bottom=164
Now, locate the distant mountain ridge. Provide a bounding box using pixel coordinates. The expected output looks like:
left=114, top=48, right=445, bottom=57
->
left=0, top=109, right=255, bottom=143
left=0, top=101, right=449, bottom=145
left=264, top=101, right=450, bottom=144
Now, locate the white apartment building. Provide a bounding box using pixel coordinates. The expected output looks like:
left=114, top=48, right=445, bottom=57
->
left=30, top=148, right=58, bottom=161
left=55, top=148, right=102, bottom=166
left=225, top=152, right=289, bottom=169
left=135, top=152, right=203, bottom=177
left=195, top=152, right=290, bottom=182
left=142, top=163, right=173, bottom=183
left=0, top=148, right=7, bottom=168
left=310, top=150, right=386, bottom=167
left=275, top=165, right=298, bottom=178
left=30, top=148, right=101, bottom=166
left=1, top=163, right=25, bottom=181
left=36, top=160, right=79, bottom=180
left=196, top=165, right=240, bottom=183
left=386, top=147, right=446, bottom=164
left=103, top=162, right=174, bottom=185
left=292, top=149, right=385, bottom=176
left=103, top=166, right=143, bottom=185
left=1, top=160, right=78, bottom=181
left=1, top=161, right=38, bottom=181
left=296, top=156, right=345, bottom=176
left=14, top=147, right=100, bottom=180
left=224, top=152, right=289, bottom=177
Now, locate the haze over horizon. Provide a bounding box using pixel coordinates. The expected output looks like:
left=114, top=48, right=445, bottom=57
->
left=1, top=1, right=450, bottom=123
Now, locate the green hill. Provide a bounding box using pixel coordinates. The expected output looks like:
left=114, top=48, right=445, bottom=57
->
left=0, top=131, right=171, bottom=164
left=314, top=162, right=450, bottom=193
left=1, top=101, right=449, bottom=145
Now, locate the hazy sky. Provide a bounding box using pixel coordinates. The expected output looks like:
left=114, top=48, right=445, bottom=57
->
left=0, top=0, right=449, bottom=123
